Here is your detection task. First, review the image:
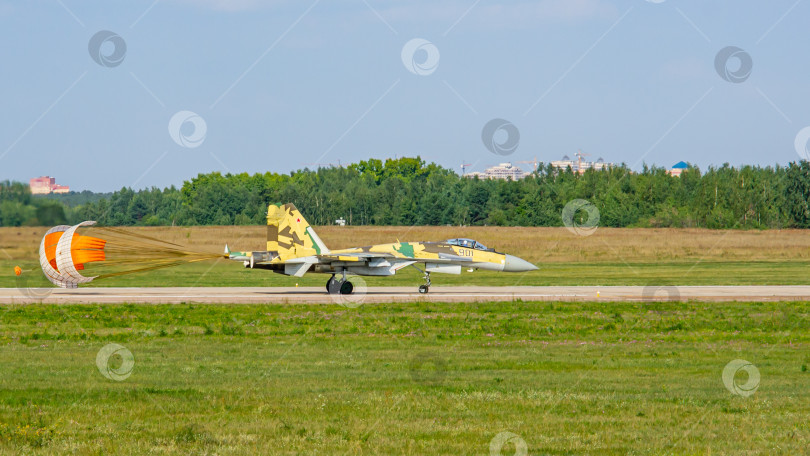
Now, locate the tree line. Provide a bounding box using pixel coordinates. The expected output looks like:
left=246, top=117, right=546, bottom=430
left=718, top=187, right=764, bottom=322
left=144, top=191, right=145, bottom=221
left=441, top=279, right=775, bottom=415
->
left=2, top=157, right=810, bottom=229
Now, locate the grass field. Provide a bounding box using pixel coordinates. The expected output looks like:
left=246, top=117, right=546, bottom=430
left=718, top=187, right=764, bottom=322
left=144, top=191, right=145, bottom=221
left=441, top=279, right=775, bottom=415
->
left=2, top=225, right=810, bottom=288
left=2, top=227, right=809, bottom=453
left=0, top=301, right=807, bottom=454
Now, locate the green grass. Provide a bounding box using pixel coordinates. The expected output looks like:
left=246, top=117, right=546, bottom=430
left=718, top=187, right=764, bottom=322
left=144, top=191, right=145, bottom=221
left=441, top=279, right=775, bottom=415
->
left=5, top=258, right=810, bottom=290
left=0, top=301, right=807, bottom=454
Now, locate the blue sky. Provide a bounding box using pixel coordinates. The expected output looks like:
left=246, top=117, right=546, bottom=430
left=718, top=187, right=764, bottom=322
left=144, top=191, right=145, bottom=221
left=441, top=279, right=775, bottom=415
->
left=1, top=0, right=808, bottom=192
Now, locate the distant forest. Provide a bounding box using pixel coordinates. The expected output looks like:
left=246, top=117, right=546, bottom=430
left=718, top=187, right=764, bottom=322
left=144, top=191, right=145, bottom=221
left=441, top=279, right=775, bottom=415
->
left=2, top=157, right=810, bottom=229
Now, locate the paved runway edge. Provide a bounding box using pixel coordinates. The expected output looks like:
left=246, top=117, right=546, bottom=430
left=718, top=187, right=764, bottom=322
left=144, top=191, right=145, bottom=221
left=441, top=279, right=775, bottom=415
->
left=3, top=286, right=810, bottom=304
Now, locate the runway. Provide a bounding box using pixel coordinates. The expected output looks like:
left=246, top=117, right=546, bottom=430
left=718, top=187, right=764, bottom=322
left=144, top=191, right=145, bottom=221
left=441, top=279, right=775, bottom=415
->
left=2, top=285, right=810, bottom=304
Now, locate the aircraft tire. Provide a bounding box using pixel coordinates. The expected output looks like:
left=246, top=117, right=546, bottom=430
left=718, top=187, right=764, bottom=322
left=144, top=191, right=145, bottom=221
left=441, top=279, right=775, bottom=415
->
left=339, top=281, right=354, bottom=295
left=418, top=285, right=429, bottom=294
left=327, top=276, right=341, bottom=294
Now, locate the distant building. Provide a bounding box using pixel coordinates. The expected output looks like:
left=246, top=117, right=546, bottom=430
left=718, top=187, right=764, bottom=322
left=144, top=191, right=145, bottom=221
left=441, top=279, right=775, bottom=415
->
left=29, top=176, right=70, bottom=195
left=550, top=154, right=613, bottom=174
left=668, top=161, right=688, bottom=177
left=550, top=155, right=576, bottom=171
left=466, top=162, right=529, bottom=180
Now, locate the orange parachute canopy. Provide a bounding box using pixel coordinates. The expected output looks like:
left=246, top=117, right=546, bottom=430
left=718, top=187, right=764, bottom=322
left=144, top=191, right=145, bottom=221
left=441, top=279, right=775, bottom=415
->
left=40, top=221, right=222, bottom=289
left=42, top=231, right=106, bottom=272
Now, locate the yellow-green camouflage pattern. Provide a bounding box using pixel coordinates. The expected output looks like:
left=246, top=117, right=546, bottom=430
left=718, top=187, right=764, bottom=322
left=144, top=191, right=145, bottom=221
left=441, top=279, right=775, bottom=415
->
left=328, top=241, right=506, bottom=266
left=265, top=203, right=506, bottom=266
left=266, top=203, right=324, bottom=261
left=230, top=203, right=515, bottom=271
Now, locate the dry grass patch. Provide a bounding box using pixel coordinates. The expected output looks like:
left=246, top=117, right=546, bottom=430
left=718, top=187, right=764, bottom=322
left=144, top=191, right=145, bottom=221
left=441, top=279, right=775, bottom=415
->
left=2, top=226, right=809, bottom=264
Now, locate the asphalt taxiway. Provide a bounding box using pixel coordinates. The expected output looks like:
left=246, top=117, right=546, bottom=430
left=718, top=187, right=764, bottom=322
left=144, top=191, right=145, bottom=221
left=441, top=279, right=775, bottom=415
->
left=2, top=285, right=810, bottom=304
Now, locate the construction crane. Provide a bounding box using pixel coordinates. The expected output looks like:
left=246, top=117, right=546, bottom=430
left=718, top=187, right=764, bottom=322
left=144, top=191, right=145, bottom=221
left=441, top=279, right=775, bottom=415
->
left=460, top=163, right=473, bottom=175
left=574, top=150, right=591, bottom=170
left=515, top=156, right=540, bottom=173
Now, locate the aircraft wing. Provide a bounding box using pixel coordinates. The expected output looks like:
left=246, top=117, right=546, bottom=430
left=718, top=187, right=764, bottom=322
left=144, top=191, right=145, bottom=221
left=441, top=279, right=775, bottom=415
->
left=317, top=252, right=394, bottom=263
left=316, top=252, right=473, bottom=264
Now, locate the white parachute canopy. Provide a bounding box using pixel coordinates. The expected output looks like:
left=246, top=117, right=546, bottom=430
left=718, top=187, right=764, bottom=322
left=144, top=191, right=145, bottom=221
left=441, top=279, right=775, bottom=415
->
left=39, top=222, right=99, bottom=288
left=39, top=221, right=222, bottom=288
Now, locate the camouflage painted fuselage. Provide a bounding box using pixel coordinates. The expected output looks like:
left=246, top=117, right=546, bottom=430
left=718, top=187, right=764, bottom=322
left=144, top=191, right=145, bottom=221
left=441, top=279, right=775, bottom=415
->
left=324, top=241, right=509, bottom=275
left=227, top=203, right=537, bottom=278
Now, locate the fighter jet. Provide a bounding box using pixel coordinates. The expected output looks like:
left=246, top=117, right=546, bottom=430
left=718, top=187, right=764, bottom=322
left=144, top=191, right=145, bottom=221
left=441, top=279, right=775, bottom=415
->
left=226, top=203, right=538, bottom=294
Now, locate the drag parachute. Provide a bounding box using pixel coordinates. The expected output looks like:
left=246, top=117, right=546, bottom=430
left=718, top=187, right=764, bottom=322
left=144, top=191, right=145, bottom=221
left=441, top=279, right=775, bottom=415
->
left=39, top=221, right=222, bottom=288
left=40, top=221, right=105, bottom=288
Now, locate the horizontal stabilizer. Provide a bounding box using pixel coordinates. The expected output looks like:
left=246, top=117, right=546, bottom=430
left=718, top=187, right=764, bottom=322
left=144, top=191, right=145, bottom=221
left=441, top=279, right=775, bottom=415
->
left=284, top=262, right=314, bottom=277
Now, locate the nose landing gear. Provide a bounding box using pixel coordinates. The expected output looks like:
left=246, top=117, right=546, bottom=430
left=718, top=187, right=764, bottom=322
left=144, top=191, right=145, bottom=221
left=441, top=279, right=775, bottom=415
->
left=411, top=265, right=431, bottom=294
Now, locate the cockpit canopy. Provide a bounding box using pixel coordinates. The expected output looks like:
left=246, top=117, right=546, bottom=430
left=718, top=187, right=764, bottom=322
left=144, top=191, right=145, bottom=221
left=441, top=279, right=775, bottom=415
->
left=446, top=238, right=489, bottom=251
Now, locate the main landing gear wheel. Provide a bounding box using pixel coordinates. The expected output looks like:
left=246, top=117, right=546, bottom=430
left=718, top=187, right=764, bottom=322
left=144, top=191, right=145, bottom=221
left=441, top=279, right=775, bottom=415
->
left=418, top=284, right=429, bottom=294
left=326, top=273, right=355, bottom=295
left=340, top=281, right=354, bottom=295
left=326, top=276, right=338, bottom=293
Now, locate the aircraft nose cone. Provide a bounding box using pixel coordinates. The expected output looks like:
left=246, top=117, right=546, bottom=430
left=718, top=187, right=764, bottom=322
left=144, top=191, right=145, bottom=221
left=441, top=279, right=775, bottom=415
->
left=503, top=255, right=538, bottom=272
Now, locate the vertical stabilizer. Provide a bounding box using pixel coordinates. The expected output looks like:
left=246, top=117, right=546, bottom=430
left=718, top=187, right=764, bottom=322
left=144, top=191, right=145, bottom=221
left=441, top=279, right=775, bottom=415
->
left=266, top=203, right=329, bottom=260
